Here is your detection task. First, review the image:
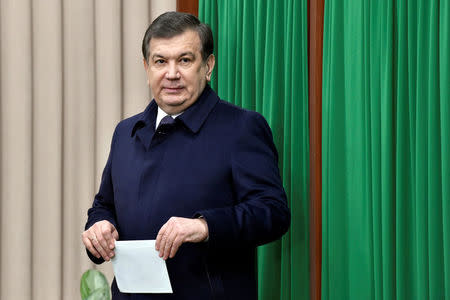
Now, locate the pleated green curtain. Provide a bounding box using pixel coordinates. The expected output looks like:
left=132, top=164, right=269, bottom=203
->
left=322, top=0, right=449, bottom=299
left=199, top=1, right=310, bottom=299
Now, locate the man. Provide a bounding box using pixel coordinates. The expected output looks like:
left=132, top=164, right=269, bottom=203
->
left=82, top=11, right=290, bottom=300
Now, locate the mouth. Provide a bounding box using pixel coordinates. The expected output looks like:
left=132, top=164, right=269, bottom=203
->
left=163, top=87, right=183, bottom=93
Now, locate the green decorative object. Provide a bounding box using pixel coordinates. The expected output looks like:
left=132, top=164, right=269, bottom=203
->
left=80, top=269, right=111, bottom=300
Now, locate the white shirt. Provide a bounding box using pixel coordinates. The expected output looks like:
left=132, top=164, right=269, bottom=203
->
left=155, top=107, right=183, bottom=129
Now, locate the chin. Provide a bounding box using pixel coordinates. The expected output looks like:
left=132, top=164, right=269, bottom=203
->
left=158, top=96, right=187, bottom=108
left=165, top=97, right=186, bottom=106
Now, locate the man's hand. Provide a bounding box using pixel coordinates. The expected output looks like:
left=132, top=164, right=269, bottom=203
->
left=82, top=220, right=119, bottom=261
left=155, top=217, right=209, bottom=260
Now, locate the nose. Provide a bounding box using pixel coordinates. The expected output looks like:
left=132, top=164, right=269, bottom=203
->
left=165, top=62, right=180, bottom=80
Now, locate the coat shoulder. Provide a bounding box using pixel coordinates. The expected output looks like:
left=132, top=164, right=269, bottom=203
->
left=213, top=99, right=268, bottom=126
left=112, top=111, right=146, bottom=138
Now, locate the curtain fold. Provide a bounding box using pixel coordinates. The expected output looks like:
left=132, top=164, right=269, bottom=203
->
left=0, top=1, right=176, bottom=299
left=199, top=1, right=310, bottom=299
left=322, top=0, right=449, bottom=299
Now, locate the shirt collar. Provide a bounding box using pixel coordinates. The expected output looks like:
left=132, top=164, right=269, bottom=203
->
left=131, top=84, right=218, bottom=137
left=155, top=107, right=183, bottom=129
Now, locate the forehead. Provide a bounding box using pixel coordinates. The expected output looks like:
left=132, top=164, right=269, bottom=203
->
left=149, top=30, right=201, bottom=57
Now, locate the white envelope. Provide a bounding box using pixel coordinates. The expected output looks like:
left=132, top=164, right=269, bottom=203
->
left=111, top=240, right=173, bottom=293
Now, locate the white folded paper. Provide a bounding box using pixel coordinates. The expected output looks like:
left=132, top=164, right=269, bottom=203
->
left=111, top=240, right=173, bottom=293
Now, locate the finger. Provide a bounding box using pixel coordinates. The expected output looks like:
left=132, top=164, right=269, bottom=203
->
left=156, top=222, right=169, bottom=251
left=109, top=238, right=116, bottom=250
left=90, top=235, right=110, bottom=261
left=101, top=224, right=115, bottom=251
left=91, top=229, right=111, bottom=261
left=82, top=235, right=101, bottom=259
left=158, top=225, right=174, bottom=258
left=169, top=236, right=183, bottom=259
left=96, top=226, right=111, bottom=253
left=163, top=230, right=177, bottom=260
left=111, top=227, right=119, bottom=241
left=96, top=226, right=115, bottom=259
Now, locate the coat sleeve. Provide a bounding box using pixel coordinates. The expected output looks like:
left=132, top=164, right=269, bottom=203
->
left=84, top=127, right=119, bottom=264
left=195, top=111, right=291, bottom=249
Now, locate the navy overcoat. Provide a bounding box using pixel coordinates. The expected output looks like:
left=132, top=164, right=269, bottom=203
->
left=85, top=85, right=291, bottom=299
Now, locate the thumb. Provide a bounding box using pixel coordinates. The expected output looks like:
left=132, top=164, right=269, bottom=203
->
left=111, top=226, right=119, bottom=240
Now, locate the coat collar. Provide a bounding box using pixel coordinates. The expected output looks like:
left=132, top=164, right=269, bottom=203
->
left=176, top=84, right=218, bottom=134
left=131, top=100, right=157, bottom=138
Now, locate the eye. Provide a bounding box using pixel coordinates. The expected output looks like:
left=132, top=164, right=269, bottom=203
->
left=155, top=59, right=165, bottom=65
left=180, top=57, right=191, bottom=64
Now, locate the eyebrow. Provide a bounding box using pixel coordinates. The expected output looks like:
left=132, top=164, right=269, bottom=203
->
left=179, top=52, right=195, bottom=58
left=151, top=52, right=196, bottom=60
left=151, top=54, right=166, bottom=60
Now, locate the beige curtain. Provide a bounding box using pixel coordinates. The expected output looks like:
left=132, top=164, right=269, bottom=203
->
left=0, top=0, right=176, bottom=299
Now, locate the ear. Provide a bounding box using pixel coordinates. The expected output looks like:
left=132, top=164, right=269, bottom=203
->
left=143, top=58, right=150, bottom=85
left=205, top=54, right=215, bottom=82
left=143, top=58, right=149, bottom=71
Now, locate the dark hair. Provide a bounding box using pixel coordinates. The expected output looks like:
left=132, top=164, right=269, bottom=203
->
left=142, top=11, right=214, bottom=62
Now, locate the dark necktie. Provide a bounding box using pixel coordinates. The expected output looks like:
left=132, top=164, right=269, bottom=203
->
left=157, top=115, right=176, bottom=134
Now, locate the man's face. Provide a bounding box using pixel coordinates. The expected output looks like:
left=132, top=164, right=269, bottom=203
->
left=144, top=30, right=215, bottom=115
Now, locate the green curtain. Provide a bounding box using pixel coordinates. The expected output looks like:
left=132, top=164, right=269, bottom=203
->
left=199, top=1, right=310, bottom=299
left=322, top=0, right=449, bottom=299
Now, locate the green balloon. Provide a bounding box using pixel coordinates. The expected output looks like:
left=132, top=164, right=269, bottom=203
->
left=80, top=269, right=111, bottom=300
